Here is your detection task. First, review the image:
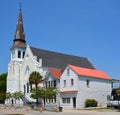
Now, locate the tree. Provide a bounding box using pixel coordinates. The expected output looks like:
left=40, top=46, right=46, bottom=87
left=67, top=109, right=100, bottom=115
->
left=13, top=91, right=24, bottom=100
left=6, top=92, right=12, bottom=100
left=30, top=87, right=57, bottom=107
left=6, top=92, right=12, bottom=98
left=13, top=91, right=24, bottom=105
left=0, top=92, right=6, bottom=102
left=0, top=73, right=7, bottom=92
left=29, top=71, right=42, bottom=90
left=30, top=87, right=44, bottom=107
left=29, top=71, right=43, bottom=106
left=45, top=87, right=57, bottom=101
left=0, top=73, right=7, bottom=103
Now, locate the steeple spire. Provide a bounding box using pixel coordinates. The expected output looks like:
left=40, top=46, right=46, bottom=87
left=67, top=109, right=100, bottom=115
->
left=11, top=8, right=26, bottom=49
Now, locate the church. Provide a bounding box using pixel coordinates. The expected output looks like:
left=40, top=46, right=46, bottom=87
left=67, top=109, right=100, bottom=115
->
left=5, top=9, right=112, bottom=109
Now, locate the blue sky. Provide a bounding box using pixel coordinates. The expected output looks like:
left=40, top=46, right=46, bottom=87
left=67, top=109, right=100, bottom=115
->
left=0, top=0, right=120, bottom=81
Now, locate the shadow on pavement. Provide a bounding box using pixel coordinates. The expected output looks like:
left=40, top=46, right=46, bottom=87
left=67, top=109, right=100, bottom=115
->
left=2, top=114, right=25, bottom=115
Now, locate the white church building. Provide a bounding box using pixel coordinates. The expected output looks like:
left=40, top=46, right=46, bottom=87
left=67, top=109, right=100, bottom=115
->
left=6, top=9, right=112, bottom=109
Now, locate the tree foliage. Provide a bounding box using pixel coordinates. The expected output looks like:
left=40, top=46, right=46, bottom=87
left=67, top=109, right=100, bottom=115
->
left=0, top=73, right=7, bottom=102
left=45, top=87, right=57, bottom=99
left=13, top=91, right=24, bottom=100
left=31, top=87, right=57, bottom=99
left=116, top=88, right=120, bottom=95
left=29, top=71, right=42, bottom=89
left=6, top=92, right=12, bottom=99
left=0, top=92, right=6, bottom=101
left=0, top=73, right=7, bottom=92
left=29, top=71, right=43, bottom=106
left=30, top=86, right=57, bottom=106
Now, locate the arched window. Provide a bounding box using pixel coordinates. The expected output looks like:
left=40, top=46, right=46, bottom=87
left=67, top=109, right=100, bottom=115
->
left=18, top=50, right=21, bottom=58
left=27, top=82, right=29, bottom=93
left=23, top=51, right=25, bottom=58
left=24, top=85, right=26, bottom=94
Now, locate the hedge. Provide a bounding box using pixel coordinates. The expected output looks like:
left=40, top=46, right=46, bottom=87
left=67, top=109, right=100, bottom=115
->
left=85, top=99, right=98, bottom=107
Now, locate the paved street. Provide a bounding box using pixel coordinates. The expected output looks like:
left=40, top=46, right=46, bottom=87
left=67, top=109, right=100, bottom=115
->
left=0, top=107, right=120, bottom=115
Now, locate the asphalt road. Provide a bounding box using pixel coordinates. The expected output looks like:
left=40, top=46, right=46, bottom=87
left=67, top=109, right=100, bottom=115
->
left=0, top=107, right=120, bottom=115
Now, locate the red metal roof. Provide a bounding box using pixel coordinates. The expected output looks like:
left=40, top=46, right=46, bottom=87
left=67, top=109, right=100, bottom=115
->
left=68, top=64, right=112, bottom=80
left=49, top=68, right=63, bottom=79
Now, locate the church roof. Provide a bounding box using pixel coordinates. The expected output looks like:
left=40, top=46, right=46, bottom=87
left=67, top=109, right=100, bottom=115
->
left=68, top=64, right=112, bottom=80
left=30, top=47, right=95, bottom=70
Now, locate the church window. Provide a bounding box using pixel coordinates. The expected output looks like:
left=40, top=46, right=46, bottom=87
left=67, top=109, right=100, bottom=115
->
left=18, top=50, right=21, bottom=58
left=27, top=82, right=29, bottom=93
left=23, top=51, right=25, bottom=58
left=24, top=85, right=26, bottom=94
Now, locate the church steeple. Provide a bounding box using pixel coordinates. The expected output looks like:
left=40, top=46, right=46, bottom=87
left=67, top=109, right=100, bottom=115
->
left=11, top=8, right=26, bottom=49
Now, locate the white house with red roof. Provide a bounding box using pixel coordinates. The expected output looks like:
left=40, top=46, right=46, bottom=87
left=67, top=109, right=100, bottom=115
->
left=59, top=64, right=112, bottom=109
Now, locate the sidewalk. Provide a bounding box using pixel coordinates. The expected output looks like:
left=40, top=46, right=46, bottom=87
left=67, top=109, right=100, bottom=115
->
left=62, top=108, right=120, bottom=115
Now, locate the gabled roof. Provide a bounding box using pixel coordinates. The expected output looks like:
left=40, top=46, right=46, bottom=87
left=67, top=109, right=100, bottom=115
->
left=30, top=47, right=95, bottom=70
left=68, top=64, right=112, bottom=80
left=49, top=68, right=63, bottom=79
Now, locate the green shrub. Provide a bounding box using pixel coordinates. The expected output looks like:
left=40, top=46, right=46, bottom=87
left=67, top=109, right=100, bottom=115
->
left=85, top=99, right=98, bottom=107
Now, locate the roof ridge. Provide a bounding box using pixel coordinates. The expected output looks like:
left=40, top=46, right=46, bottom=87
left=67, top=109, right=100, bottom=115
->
left=30, top=46, right=90, bottom=60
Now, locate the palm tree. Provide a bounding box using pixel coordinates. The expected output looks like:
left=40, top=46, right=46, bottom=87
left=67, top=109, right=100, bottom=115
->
left=29, top=71, right=43, bottom=106
left=6, top=92, right=12, bottom=104
left=13, top=91, right=24, bottom=106
left=29, top=71, right=42, bottom=89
